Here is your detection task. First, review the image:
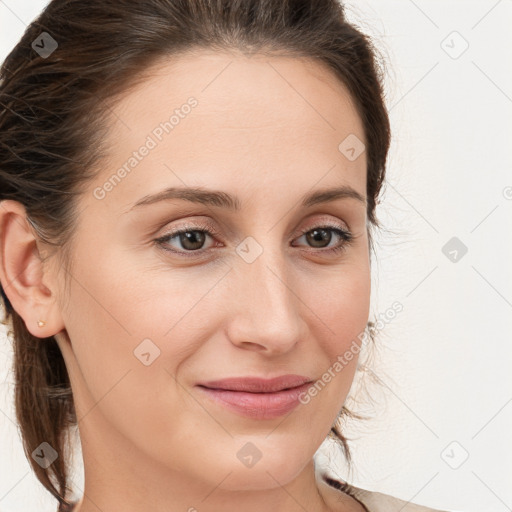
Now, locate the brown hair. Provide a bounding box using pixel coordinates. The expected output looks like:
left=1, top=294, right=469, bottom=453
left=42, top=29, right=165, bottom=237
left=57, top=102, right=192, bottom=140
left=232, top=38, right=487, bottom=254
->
left=0, top=0, right=390, bottom=509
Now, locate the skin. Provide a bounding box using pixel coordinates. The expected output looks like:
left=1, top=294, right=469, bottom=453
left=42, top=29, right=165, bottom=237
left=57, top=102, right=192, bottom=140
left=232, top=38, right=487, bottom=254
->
left=0, top=51, right=370, bottom=512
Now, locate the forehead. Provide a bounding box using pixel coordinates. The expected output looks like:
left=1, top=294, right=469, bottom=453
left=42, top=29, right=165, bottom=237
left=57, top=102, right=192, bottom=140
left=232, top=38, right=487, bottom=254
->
left=111, top=49, right=364, bottom=137
left=90, top=50, right=367, bottom=212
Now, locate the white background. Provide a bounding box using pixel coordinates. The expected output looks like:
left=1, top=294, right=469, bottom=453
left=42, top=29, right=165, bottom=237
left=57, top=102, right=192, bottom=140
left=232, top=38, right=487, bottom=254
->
left=1, top=1, right=511, bottom=511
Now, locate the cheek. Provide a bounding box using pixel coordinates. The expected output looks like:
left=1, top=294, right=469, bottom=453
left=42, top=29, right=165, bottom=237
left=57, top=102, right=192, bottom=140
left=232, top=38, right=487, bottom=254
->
left=306, top=263, right=371, bottom=348
left=61, top=261, right=196, bottom=457
left=301, top=265, right=370, bottom=401
left=61, top=247, right=224, bottom=419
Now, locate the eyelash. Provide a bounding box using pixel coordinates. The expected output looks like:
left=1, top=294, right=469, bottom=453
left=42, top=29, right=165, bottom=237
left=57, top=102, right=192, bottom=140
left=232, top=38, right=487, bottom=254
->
left=154, top=222, right=354, bottom=258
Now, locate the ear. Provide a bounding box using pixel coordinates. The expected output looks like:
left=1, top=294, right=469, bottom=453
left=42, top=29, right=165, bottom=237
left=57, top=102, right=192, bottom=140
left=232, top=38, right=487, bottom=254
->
left=0, top=200, right=65, bottom=338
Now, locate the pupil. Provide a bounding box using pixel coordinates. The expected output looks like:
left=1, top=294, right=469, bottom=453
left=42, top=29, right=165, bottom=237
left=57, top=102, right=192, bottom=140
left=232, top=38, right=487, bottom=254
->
left=306, top=228, right=331, bottom=248
left=181, top=231, right=205, bottom=250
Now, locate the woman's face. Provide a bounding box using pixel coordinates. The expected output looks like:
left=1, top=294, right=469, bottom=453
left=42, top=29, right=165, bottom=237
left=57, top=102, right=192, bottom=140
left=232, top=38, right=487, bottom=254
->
left=52, top=50, right=370, bottom=492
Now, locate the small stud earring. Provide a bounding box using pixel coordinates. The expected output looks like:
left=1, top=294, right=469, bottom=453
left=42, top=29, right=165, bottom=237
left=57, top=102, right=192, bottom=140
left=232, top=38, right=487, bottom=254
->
left=37, top=320, right=46, bottom=327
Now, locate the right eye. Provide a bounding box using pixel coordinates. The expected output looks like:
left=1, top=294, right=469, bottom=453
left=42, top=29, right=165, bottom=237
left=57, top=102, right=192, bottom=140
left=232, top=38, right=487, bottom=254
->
left=154, top=223, right=220, bottom=256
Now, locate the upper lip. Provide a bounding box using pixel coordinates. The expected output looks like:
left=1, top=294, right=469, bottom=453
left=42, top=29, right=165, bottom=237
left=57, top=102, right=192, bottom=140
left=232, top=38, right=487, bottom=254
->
left=198, top=374, right=313, bottom=393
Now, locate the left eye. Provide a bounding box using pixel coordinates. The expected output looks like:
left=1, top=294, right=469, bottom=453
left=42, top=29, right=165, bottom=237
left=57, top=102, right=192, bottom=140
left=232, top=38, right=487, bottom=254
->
left=293, top=226, right=354, bottom=252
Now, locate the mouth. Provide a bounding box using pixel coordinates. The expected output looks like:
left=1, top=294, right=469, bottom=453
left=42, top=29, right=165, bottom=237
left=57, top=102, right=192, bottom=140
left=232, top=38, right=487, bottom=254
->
left=195, top=374, right=314, bottom=420
left=197, top=374, right=313, bottom=393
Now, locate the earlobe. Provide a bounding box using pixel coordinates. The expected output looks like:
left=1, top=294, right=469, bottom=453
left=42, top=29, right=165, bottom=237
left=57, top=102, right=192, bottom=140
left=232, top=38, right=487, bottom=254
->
left=0, top=199, right=65, bottom=339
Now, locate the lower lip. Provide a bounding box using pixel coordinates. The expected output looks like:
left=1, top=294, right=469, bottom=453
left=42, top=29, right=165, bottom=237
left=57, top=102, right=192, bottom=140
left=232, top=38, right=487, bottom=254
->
left=196, top=382, right=312, bottom=420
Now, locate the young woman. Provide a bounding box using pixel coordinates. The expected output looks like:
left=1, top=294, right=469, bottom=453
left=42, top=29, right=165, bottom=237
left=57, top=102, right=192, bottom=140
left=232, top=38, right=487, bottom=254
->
left=0, top=1, right=454, bottom=511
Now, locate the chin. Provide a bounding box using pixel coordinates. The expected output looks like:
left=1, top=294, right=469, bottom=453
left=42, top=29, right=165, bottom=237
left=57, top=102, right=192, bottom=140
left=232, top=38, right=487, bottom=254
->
left=200, top=443, right=309, bottom=491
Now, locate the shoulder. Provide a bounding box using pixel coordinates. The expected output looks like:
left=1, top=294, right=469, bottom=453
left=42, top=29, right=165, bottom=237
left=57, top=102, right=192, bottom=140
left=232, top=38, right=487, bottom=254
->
left=321, top=474, right=458, bottom=512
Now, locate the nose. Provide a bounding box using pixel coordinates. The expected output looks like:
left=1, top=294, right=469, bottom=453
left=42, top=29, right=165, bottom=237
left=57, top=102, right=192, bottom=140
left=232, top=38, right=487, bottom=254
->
left=225, top=247, right=305, bottom=356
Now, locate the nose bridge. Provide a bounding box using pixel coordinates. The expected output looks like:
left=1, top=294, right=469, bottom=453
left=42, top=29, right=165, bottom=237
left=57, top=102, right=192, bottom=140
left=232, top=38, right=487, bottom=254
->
left=226, top=237, right=304, bottom=352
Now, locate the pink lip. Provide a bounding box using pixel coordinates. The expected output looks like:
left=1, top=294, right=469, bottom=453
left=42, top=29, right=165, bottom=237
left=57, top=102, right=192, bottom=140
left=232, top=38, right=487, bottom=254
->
left=196, top=374, right=313, bottom=420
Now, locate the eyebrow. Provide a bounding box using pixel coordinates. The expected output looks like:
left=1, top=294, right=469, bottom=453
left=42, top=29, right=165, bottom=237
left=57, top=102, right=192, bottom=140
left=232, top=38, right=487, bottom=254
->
left=127, top=184, right=366, bottom=212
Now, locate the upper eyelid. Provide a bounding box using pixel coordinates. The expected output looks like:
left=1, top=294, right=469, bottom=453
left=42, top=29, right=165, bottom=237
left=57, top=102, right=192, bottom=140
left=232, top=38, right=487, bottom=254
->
left=160, top=212, right=351, bottom=235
